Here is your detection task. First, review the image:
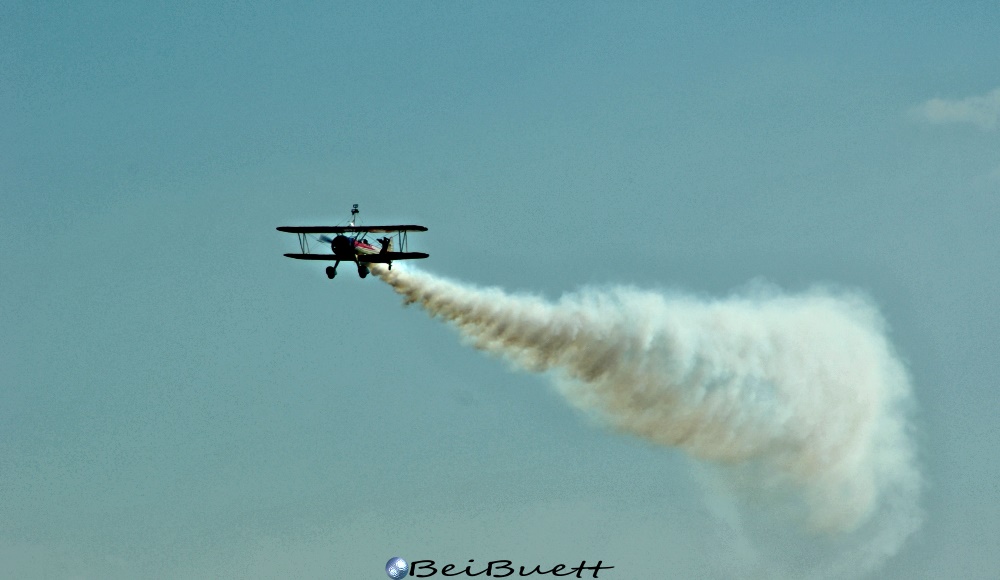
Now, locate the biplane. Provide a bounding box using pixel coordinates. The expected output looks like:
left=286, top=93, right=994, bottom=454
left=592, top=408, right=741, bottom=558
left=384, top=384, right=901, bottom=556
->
left=277, top=204, right=428, bottom=280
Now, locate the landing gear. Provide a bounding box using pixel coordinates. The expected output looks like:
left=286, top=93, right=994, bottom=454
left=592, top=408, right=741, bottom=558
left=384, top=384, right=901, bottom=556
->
left=357, top=263, right=369, bottom=279
left=325, top=261, right=339, bottom=279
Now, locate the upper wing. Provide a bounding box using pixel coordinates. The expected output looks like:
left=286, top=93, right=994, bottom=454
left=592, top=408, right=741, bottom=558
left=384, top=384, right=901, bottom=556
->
left=282, top=252, right=429, bottom=261
left=277, top=225, right=428, bottom=234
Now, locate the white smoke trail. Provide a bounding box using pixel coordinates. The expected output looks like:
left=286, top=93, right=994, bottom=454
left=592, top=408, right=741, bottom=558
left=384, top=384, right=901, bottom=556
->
left=371, top=264, right=921, bottom=575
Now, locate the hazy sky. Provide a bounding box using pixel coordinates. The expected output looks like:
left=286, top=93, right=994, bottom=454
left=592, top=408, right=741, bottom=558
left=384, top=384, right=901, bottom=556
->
left=2, top=2, right=998, bottom=578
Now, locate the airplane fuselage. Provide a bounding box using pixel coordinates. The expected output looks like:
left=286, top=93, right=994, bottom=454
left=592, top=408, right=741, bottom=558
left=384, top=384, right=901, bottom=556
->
left=331, top=235, right=385, bottom=260
left=329, top=235, right=390, bottom=278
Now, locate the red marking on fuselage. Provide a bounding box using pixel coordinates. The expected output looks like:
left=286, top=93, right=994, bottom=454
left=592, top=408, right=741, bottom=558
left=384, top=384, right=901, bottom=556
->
left=352, top=238, right=378, bottom=256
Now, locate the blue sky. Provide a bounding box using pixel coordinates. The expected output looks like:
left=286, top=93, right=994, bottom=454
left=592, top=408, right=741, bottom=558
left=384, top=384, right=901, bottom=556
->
left=2, top=2, right=999, bottom=578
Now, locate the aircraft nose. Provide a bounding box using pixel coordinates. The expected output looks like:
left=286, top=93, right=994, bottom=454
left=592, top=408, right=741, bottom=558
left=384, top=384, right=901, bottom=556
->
left=332, top=234, right=352, bottom=255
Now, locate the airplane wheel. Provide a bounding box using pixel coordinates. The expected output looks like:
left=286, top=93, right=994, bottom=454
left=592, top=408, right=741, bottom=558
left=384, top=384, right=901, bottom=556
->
left=325, top=266, right=336, bottom=279
left=357, top=264, right=369, bottom=279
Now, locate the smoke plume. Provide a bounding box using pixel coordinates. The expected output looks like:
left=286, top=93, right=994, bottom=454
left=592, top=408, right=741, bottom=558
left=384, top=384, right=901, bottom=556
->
left=371, top=264, right=921, bottom=575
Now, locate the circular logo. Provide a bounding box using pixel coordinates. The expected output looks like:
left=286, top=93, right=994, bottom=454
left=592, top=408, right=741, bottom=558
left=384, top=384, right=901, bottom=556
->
left=386, top=557, right=409, bottom=579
